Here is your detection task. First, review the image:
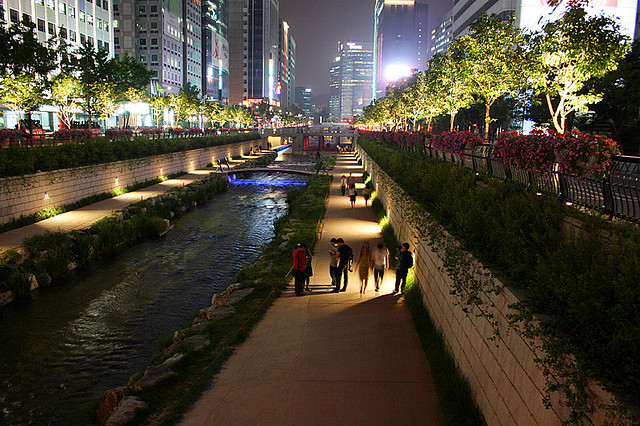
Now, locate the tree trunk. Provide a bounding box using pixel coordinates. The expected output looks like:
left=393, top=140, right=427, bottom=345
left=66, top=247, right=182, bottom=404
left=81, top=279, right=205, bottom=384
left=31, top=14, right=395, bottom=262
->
left=450, top=112, right=457, bottom=132
left=484, top=103, right=491, bottom=140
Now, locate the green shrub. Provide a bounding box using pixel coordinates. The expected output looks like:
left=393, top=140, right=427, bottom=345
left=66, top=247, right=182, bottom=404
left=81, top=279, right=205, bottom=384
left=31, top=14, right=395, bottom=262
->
left=23, top=232, right=69, bottom=256
left=143, top=216, right=168, bottom=238
left=71, top=232, right=94, bottom=269
left=359, top=135, right=640, bottom=408
left=43, top=245, right=72, bottom=280
left=8, top=270, right=31, bottom=300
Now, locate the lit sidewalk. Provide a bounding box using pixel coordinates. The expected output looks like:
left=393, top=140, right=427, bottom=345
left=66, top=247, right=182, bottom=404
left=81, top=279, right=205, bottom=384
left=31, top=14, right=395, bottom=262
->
left=0, top=155, right=260, bottom=254
left=179, top=153, right=441, bottom=425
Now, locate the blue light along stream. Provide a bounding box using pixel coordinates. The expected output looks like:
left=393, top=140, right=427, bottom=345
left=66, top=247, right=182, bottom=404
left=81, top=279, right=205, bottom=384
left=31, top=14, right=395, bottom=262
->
left=0, top=171, right=306, bottom=424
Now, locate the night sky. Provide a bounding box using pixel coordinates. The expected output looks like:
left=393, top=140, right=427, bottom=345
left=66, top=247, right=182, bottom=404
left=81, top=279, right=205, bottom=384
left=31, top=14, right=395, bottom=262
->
left=279, top=0, right=452, bottom=96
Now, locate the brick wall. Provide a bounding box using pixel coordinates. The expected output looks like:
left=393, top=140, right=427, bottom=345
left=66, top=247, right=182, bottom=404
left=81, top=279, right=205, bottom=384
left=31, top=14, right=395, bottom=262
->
left=358, top=148, right=622, bottom=426
left=0, top=140, right=260, bottom=225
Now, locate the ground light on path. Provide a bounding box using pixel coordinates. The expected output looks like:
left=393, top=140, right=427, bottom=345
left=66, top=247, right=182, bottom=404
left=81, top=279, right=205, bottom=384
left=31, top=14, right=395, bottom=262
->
left=179, top=153, right=441, bottom=425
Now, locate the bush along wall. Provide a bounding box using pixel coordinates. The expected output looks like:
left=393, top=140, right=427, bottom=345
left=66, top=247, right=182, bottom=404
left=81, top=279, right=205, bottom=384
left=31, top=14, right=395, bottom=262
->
left=0, top=132, right=260, bottom=178
left=358, top=134, right=640, bottom=423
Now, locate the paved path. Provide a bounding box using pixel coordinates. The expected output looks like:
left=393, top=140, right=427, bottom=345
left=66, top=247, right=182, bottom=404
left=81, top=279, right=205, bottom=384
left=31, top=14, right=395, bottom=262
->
left=0, top=155, right=263, bottom=253
left=180, top=153, right=440, bottom=425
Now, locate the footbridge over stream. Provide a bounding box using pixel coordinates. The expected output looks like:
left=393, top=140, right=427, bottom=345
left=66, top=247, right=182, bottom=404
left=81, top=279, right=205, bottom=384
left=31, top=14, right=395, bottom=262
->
left=261, top=126, right=358, bottom=152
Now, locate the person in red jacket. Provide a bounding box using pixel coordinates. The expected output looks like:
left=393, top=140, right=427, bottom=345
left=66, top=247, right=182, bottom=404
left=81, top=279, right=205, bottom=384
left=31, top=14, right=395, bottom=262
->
left=292, top=243, right=308, bottom=296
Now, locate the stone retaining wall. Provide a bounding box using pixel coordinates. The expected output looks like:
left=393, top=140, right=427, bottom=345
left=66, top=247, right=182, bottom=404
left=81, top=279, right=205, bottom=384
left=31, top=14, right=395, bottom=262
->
left=0, top=140, right=260, bottom=225
left=357, top=147, right=621, bottom=426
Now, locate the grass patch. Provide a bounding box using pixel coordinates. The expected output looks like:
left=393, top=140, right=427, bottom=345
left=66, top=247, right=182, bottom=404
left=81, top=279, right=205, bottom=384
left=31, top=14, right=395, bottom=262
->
left=371, top=193, right=486, bottom=426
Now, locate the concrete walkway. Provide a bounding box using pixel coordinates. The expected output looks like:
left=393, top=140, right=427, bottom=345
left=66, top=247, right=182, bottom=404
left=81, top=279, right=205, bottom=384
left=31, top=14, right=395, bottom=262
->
left=0, top=155, right=263, bottom=253
left=180, top=153, right=440, bottom=425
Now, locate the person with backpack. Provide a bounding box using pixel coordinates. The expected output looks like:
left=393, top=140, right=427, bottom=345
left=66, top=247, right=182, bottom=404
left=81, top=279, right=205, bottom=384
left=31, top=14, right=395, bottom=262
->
left=394, top=242, right=413, bottom=294
left=335, top=238, right=353, bottom=292
left=292, top=243, right=308, bottom=296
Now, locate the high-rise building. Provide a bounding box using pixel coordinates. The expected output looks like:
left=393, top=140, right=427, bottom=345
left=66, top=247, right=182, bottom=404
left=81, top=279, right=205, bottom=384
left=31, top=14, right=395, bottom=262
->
left=184, top=0, right=203, bottom=94
left=430, top=11, right=453, bottom=59
left=113, top=0, right=185, bottom=96
left=295, top=86, right=312, bottom=117
left=279, top=20, right=296, bottom=109
left=373, top=0, right=429, bottom=99
left=202, top=0, right=229, bottom=102
left=3, top=0, right=113, bottom=56
left=329, top=41, right=374, bottom=122
left=328, top=55, right=341, bottom=121
left=229, top=0, right=280, bottom=106
left=452, top=0, right=637, bottom=40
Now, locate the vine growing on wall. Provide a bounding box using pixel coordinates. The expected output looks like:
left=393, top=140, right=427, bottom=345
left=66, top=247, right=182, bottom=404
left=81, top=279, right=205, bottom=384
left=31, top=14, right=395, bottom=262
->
left=356, top=138, right=637, bottom=424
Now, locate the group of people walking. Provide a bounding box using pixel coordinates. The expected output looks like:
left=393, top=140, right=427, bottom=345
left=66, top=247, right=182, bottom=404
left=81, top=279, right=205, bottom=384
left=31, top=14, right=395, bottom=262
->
left=340, top=173, right=372, bottom=208
left=292, top=238, right=413, bottom=296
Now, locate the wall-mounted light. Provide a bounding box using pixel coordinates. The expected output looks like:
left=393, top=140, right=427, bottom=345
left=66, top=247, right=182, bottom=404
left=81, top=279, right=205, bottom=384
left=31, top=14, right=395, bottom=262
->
left=115, top=177, right=119, bottom=185
left=44, top=192, right=49, bottom=200
left=160, top=168, right=164, bottom=175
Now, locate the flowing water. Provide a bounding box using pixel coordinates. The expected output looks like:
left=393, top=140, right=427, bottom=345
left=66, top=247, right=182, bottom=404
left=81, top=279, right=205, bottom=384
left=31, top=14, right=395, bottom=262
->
left=0, top=171, right=305, bottom=424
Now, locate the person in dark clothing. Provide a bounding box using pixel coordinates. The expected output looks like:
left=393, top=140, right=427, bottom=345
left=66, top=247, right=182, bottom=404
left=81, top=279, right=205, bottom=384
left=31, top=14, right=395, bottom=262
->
left=394, top=243, right=414, bottom=294
left=292, top=243, right=308, bottom=296
left=328, top=238, right=340, bottom=292
left=335, top=238, right=353, bottom=292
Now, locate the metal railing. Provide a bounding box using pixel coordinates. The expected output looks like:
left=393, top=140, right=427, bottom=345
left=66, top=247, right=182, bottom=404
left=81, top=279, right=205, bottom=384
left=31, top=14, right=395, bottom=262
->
left=423, top=143, right=640, bottom=223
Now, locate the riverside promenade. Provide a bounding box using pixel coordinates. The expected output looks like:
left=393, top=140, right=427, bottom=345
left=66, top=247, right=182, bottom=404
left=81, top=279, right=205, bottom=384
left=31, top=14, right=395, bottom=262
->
left=0, top=155, right=262, bottom=253
left=180, top=153, right=440, bottom=425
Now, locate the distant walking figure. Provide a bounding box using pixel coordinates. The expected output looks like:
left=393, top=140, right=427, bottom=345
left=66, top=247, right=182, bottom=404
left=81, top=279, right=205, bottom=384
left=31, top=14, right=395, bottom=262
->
left=371, top=241, right=389, bottom=292
left=355, top=242, right=372, bottom=294
left=363, top=185, right=372, bottom=207
left=349, top=185, right=357, bottom=208
left=328, top=238, right=340, bottom=291
left=394, top=243, right=414, bottom=294
left=335, top=238, right=353, bottom=292
left=292, top=243, right=308, bottom=296
left=347, top=173, right=355, bottom=188
left=340, top=175, right=347, bottom=196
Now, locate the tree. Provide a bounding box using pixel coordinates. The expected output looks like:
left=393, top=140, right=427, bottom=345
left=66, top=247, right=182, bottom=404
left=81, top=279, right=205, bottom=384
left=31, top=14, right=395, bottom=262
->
left=122, top=87, right=148, bottom=128
left=449, top=14, right=530, bottom=139
left=167, top=89, right=200, bottom=127
left=73, top=43, right=111, bottom=129
left=0, top=74, right=42, bottom=129
left=203, top=102, right=223, bottom=127
left=108, top=51, right=154, bottom=95
left=531, top=7, right=628, bottom=133
left=589, top=40, right=640, bottom=146
left=428, top=52, right=474, bottom=131
left=149, top=96, right=168, bottom=128
left=93, top=82, right=118, bottom=131
left=1, top=19, right=58, bottom=79
left=49, top=74, right=82, bottom=129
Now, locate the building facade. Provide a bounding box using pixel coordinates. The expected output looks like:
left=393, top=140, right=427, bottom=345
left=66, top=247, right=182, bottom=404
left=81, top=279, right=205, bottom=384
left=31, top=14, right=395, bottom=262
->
left=202, top=0, right=229, bottom=102
left=430, top=11, right=453, bottom=59
left=373, top=0, right=429, bottom=99
left=329, top=41, right=373, bottom=122
left=228, top=0, right=280, bottom=106
left=3, top=0, right=113, bottom=55
left=278, top=20, right=296, bottom=109
left=295, top=86, right=312, bottom=117
left=452, top=0, right=638, bottom=39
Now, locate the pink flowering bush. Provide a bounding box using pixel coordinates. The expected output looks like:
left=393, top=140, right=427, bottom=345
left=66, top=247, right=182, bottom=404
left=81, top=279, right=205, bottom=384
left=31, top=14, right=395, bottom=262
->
left=168, top=128, right=186, bottom=137
left=105, top=129, right=134, bottom=141
left=493, top=130, right=620, bottom=178
left=0, top=129, right=32, bottom=146
left=555, top=131, right=620, bottom=177
left=52, top=129, right=93, bottom=143
left=493, top=130, right=559, bottom=174
left=140, top=128, right=163, bottom=136
left=186, top=128, right=203, bottom=136
left=431, top=131, right=483, bottom=155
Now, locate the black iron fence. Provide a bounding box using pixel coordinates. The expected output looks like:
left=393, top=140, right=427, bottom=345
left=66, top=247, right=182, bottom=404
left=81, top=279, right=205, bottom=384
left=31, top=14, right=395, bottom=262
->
left=424, top=143, right=640, bottom=223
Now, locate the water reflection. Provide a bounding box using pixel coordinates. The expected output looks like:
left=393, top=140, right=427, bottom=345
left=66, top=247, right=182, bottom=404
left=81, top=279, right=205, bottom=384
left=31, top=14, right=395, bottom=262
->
left=0, top=172, right=301, bottom=424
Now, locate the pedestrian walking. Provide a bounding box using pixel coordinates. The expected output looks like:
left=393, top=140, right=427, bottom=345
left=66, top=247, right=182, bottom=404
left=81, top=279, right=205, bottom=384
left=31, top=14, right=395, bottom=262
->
left=394, top=243, right=414, bottom=294
left=371, top=241, right=389, bottom=292
left=335, top=238, right=353, bottom=292
left=304, top=244, right=313, bottom=292
left=340, top=175, right=347, bottom=196
left=355, top=242, right=372, bottom=294
left=292, top=243, right=308, bottom=296
left=363, top=185, right=372, bottom=207
left=349, top=185, right=357, bottom=208
left=347, top=173, right=355, bottom=188
left=328, top=238, right=340, bottom=292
